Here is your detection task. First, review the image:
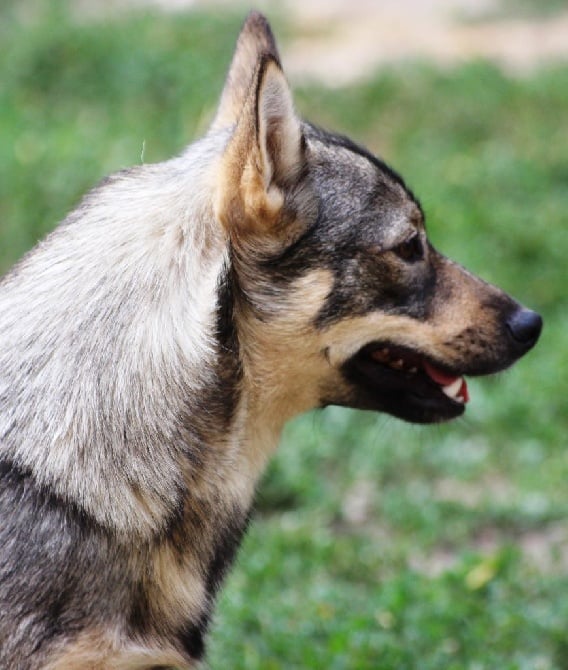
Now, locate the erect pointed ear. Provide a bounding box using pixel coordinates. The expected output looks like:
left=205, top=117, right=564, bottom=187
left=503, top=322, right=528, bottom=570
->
left=211, top=11, right=281, bottom=131
left=214, top=55, right=304, bottom=240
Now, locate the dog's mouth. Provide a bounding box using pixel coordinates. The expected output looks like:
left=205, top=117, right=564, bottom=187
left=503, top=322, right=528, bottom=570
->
left=342, top=342, right=470, bottom=424
left=370, top=344, right=469, bottom=404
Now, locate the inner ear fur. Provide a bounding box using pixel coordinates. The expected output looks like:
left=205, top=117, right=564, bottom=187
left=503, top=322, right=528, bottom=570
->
left=215, top=55, right=304, bottom=240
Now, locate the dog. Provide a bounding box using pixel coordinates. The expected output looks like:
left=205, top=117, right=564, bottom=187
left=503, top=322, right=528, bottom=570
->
left=0, top=11, right=542, bottom=669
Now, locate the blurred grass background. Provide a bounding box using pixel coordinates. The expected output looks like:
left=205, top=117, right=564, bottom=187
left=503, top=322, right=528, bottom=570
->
left=1, top=1, right=566, bottom=668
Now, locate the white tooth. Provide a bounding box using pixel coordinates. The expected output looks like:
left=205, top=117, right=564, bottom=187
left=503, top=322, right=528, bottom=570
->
left=442, top=377, right=464, bottom=402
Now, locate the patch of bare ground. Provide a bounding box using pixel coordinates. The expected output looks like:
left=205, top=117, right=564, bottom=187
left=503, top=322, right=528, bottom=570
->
left=282, top=2, right=568, bottom=85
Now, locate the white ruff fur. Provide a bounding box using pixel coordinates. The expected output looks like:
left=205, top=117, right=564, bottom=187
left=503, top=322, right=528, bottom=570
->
left=0, top=130, right=262, bottom=536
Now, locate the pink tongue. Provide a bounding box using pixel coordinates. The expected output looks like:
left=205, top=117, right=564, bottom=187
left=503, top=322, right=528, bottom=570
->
left=423, top=361, right=470, bottom=403
left=423, top=361, right=459, bottom=386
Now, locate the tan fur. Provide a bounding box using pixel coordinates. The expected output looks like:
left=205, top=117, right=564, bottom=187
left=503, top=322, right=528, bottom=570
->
left=241, top=269, right=337, bottom=432
left=45, top=630, right=191, bottom=670
left=148, top=545, right=208, bottom=636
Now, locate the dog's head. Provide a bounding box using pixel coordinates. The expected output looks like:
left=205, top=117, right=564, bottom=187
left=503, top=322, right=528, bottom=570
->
left=212, top=12, right=542, bottom=425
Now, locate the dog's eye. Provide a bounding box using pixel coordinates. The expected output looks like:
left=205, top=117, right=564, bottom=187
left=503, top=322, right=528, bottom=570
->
left=393, top=234, right=424, bottom=262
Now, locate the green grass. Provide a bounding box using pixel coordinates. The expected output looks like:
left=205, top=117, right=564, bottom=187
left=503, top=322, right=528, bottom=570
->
left=1, top=3, right=567, bottom=669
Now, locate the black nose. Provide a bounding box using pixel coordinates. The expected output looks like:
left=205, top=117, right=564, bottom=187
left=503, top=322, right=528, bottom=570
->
left=506, top=308, right=543, bottom=349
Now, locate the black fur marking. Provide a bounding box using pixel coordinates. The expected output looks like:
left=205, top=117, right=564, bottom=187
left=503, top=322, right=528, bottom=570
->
left=0, top=458, right=99, bottom=533
left=206, top=508, right=251, bottom=597
left=174, top=509, right=250, bottom=661
left=255, top=196, right=437, bottom=331
left=178, top=612, right=209, bottom=661
left=128, top=580, right=152, bottom=635
left=212, top=255, right=243, bottom=428
left=216, top=256, right=240, bottom=356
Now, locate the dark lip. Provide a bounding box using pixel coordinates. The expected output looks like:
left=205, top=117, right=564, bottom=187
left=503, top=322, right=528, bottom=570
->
left=342, top=341, right=467, bottom=424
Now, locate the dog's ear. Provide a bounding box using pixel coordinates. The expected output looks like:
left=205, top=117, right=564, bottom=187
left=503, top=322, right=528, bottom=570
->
left=212, top=11, right=281, bottom=131
left=215, top=54, right=304, bottom=240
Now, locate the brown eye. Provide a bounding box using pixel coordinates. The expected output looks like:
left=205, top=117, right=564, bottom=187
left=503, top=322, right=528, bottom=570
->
left=394, top=234, right=424, bottom=262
